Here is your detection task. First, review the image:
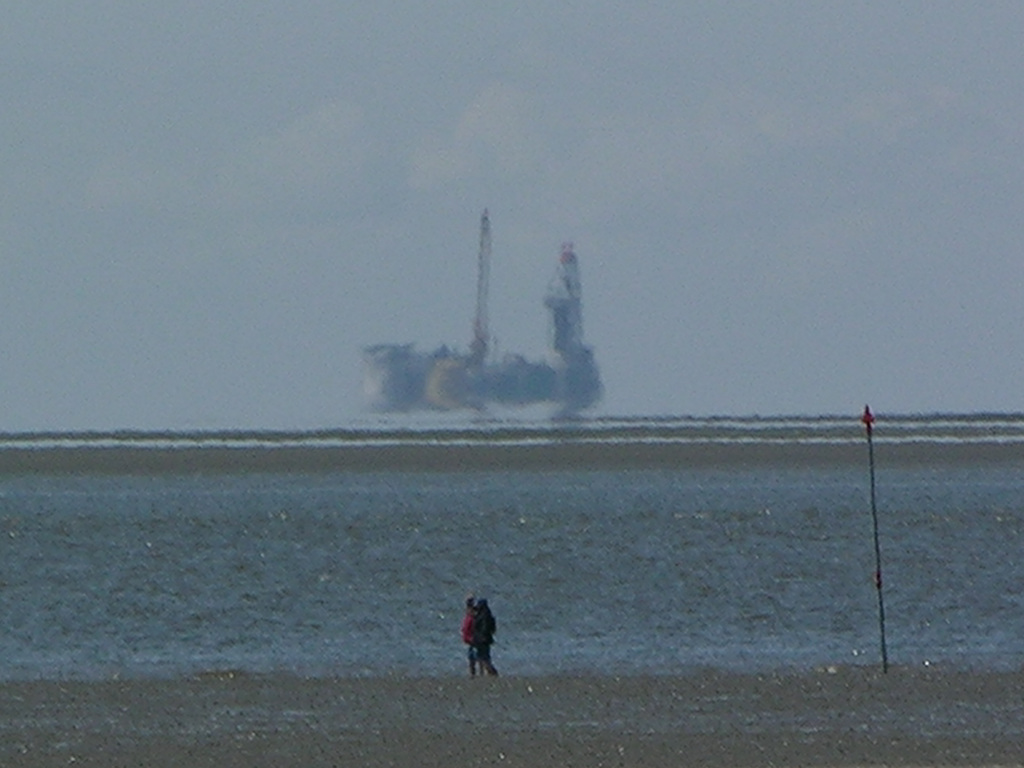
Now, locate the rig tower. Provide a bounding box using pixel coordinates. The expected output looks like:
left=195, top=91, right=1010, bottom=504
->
left=469, top=210, right=491, bottom=366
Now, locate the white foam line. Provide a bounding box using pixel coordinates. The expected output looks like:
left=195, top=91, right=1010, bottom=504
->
left=3, top=435, right=1024, bottom=451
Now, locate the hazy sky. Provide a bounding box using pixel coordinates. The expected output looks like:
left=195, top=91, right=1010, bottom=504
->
left=4, top=2, right=1024, bottom=429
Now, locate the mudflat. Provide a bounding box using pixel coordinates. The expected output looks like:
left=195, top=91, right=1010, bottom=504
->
left=1, top=438, right=1021, bottom=475
left=1, top=666, right=1020, bottom=766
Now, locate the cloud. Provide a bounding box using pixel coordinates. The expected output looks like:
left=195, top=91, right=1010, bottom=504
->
left=84, top=154, right=193, bottom=214
left=214, top=100, right=372, bottom=212
left=80, top=99, right=373, bottom=224
left=409, top=83, right=542, bottom=188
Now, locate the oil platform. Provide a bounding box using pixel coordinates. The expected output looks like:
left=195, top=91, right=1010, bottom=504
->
left=362, top=211, right=602, bottom=415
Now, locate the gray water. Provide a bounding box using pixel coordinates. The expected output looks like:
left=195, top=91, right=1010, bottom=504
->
left=1, top=449, right=1021, bottom=680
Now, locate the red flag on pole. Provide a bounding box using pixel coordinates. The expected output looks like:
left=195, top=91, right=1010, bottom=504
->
left=861, top=404, right=875, bottom=435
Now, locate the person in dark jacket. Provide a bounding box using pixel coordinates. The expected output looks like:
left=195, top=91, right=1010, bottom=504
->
left=460, top=595, right=478, bottom=676
left=472, top=598, right=498, bottom=676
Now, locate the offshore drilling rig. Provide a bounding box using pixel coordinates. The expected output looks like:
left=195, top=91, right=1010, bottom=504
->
left=362, top=211, right=602, bottom=415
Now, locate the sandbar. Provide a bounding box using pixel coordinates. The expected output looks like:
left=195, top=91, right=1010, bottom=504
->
left=1, top=439, right=1021, bottom=475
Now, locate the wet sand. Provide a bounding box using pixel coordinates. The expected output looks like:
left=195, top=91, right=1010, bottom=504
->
left=1, top=666, right=1021, bottom=766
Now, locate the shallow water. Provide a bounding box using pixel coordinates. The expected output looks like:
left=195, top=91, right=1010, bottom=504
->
left=0, top=432, right=1022, bottom=679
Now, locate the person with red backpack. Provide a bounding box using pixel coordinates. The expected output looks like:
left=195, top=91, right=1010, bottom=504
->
left=472, top=598, right=498, bottom=676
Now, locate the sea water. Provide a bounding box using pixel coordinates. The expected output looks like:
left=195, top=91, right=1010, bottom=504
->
left=0, top=416, right=1022, bottom=680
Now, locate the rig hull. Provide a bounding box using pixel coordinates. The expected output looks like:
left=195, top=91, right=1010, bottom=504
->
left=361, top=347, right=600, bottom=414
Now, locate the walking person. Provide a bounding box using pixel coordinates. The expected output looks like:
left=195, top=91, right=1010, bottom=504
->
left=472, top=598, right=498, bottom=676
left=461, top=595, right=478, bottom=676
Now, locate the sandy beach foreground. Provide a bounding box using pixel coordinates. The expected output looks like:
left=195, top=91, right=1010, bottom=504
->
left=1, top=667, right=1020, bottom=767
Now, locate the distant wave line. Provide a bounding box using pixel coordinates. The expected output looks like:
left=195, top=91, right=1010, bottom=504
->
left=3, top=434, right=1024, bottom=451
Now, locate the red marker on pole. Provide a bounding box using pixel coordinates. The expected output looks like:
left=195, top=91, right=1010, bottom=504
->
left=862, top=405, right=889, bottom=672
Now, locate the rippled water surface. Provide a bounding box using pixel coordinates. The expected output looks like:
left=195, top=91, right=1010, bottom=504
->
left=0, top=417, right=1022, bottom=679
